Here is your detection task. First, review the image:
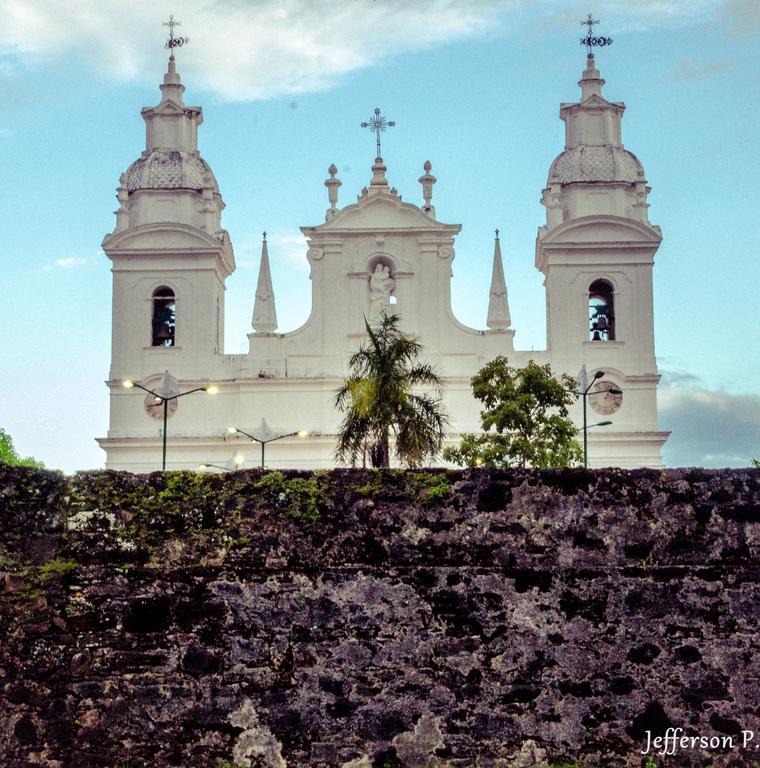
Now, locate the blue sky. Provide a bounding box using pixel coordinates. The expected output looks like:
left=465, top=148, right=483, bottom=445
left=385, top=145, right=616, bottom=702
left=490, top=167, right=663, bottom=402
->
left=1, top=0, right=759, bottom=472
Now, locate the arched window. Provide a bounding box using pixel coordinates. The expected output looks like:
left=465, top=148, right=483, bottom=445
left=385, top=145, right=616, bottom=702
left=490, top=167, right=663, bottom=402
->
left=589, top=279, right=615, bottom=341
left=151, top=286, right=176, bottom=347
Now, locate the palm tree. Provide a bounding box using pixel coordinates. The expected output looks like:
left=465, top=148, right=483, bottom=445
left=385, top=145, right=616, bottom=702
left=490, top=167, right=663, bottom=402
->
left=335, top=314, right=448, bottom=468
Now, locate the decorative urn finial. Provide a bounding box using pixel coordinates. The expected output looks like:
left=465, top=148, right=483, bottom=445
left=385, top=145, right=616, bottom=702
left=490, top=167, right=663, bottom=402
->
left=418, top=160, right=437, bottom=217
left=324, top=163, right=342, bottom=219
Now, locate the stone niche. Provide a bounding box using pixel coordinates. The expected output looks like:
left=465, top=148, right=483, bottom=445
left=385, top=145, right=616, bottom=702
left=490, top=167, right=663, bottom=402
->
left=0, top=465, right=758, bottom=768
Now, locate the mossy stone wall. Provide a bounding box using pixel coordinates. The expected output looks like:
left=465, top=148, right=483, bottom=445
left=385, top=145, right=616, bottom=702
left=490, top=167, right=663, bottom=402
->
left=1, top=466, right=758, bottom=768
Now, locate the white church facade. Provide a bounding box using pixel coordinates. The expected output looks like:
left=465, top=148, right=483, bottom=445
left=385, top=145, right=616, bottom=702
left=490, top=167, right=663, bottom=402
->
left=98, top=49, right=669, bottom=471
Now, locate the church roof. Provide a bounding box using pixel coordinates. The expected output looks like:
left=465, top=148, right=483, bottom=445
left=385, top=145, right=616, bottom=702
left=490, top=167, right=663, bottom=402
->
left=548, top=145, right=644, bottom=185
left=125, top=149, right=218, bottom=193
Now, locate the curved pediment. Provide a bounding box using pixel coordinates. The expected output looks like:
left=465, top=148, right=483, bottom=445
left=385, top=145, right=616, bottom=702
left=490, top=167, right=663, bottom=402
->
left=541, top=215, right=662, bottom=246
left=103, top=222, right=226, bottom=253
left=315, top=191, right=458, bottom=233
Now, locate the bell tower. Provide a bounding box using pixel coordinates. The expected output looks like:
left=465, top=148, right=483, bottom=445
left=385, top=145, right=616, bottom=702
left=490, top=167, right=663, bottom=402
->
left=535, top=45, right=668, bottom=465
left=100, top=42, right=235, bottom=467
left=103, top=51, right=234, bottom=381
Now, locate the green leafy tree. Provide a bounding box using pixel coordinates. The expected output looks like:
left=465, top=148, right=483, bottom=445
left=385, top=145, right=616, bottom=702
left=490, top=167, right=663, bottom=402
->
left=443, top=356, right=582, bottom=469
left=0, top=428, right=45, bottom=468
left=335, top=314, right=448, bottom=468
left=751, top=458, right=759, bottom=468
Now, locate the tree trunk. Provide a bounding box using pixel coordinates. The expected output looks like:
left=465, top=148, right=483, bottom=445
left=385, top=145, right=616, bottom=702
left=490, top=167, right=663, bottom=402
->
left=370, top=432, right=390, bottom=468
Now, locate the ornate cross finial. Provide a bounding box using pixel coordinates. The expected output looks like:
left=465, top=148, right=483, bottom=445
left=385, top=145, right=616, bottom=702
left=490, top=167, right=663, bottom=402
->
left=580, top=13, right=612, bottom=55
left=163, top=14, right=189, bottom=54
left=495, top=228, right=500, bottom=240
left=581, top=13, right=598, bottom=37
left=262, top=231, right=267, bottom=242
left=361, top=107, right=395, bottom=159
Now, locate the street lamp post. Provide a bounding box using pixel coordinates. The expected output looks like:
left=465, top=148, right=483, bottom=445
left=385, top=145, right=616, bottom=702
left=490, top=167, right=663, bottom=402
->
left=123, top=377, right=219, bottom=470
left=227, top=425, right=309, bottom=468
left=574, top=370, right=622, bottom=468
left=199, top=455, right=245, bottom=473
left=581, top=421, right=613, bottom=432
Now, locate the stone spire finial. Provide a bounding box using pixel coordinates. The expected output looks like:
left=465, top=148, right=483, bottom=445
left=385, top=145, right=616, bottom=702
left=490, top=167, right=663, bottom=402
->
left=487, top=228, right=511, bottom=330
left=579, top=53, right=605, bottom=100
left=369, top=157, right=389, bottom=188
left=252, top=232, right=278, bottom=333
left=159, top=54, right=186, bottom=105
left=140, top=46, right=203, bottom=156
left=418, top=160, right=437, bottom=218
left=325, top=164, right=342, bottom=220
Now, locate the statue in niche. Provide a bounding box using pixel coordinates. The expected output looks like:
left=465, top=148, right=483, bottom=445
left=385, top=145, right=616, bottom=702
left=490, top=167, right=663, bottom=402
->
left=369, top=263, right=395, bottom=321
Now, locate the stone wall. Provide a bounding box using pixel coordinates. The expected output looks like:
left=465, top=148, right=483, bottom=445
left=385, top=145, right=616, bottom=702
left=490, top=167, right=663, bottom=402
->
left=1, top=465, right=758, bottom=768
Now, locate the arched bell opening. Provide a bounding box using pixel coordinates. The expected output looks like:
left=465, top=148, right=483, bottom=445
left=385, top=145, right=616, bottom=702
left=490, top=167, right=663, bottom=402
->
left=151, top=286, right=176, bottom=347
left=589, top=279, right=615, bottom=341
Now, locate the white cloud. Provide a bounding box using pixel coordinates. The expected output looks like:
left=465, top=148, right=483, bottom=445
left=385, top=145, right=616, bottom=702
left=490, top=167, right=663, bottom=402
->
left=669, top=58, right=737, bottom=80
left=234, top=237, right=264, bottom=269
left=716, top=0, right=760, bottom=37
left=54, top=257, right=87, bottom=268
left=0, top=0, right=741, bottom=102
left=0, top=0, right=507, bottom=101
left=533, top=0, right=727, bottom=34
left=658, top=371, right=760, bottom=467
left=268, top=231, right=309, bottom=266
left=236, top=229, right=308, bottom=269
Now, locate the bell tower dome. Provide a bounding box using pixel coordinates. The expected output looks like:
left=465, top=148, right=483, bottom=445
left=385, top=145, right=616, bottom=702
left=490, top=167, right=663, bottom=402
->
left=541, top=53, right=652, bottom=227
left=114, top=55, right=226, bottom=235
